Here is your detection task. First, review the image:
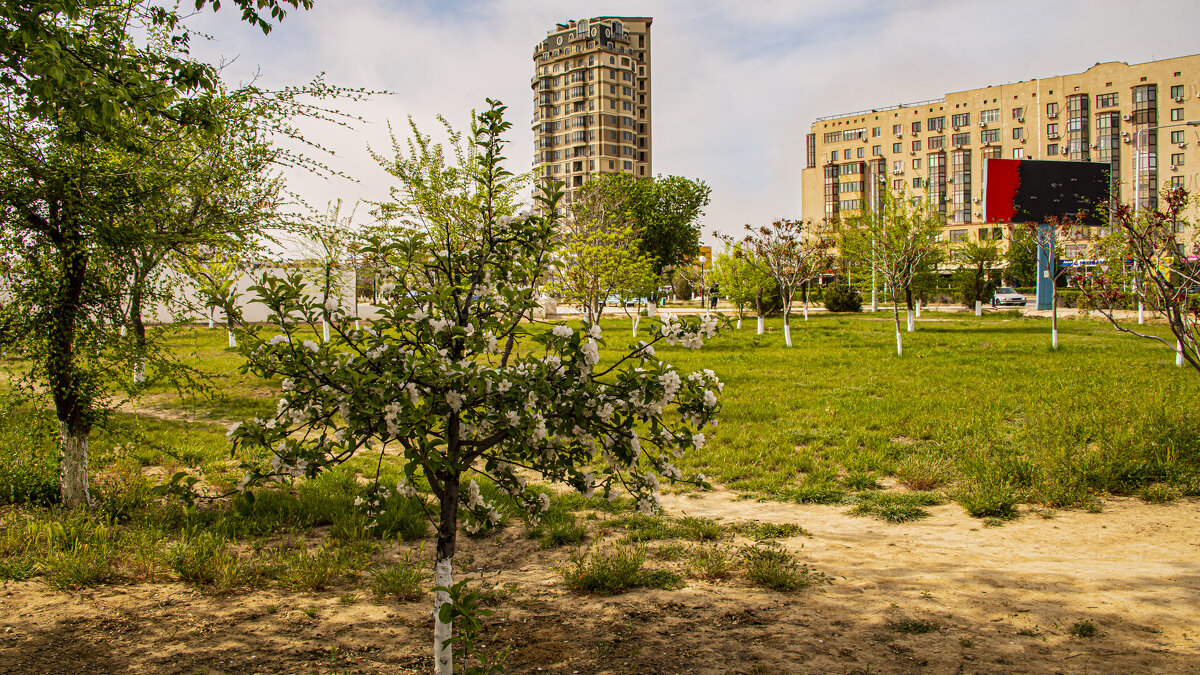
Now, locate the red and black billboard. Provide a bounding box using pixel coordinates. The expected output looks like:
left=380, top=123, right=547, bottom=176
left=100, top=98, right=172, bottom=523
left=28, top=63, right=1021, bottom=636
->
left=983, top=158, right=1110, bottom=225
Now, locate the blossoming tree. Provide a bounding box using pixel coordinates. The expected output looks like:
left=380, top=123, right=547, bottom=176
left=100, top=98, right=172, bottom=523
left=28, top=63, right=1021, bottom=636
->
left=221, top=101, right=722, bottom=674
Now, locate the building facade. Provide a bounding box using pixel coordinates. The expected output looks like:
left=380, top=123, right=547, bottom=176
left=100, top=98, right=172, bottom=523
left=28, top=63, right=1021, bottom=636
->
left=532, top=17, right=652, bottom=203
left=801, top=54, right=1200, bottom=250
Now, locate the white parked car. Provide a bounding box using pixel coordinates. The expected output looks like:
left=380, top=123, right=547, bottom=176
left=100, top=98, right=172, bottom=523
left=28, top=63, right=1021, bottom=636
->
left=991, top=287, right=1026, bottom=307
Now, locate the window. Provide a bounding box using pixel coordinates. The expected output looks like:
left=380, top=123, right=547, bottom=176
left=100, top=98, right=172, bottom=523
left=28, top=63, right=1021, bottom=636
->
left=843, top=149, right=851, bottom=160
left=893, top=179, right=904, bottom=190
left=981, top=129, right=1001, bottom=144
left=928, top=116, right=945, bottom=132
left=981, top=108, right=1000, bottom=123
left=893, top=124, right=903, bottom=136
left=1013, top=148, right=1024, bottom=159
left=857, top=147, right=865, bottom=158
left=893, top=160, right=903, bottom=172
left=913, top=177, right=923, bottom=188
left=928, top=135, right=945, bottom=150
left=912, top=140, right=922, bottom=152
left=1096, top=93, right=1119, bottom=108
left=1171, top=85, right=1185, bottom=99
left=1171, top=130, right=1186, bottom=144
left=872, top=127, right=881, bottom=137
left=893, top=142, right=903, bottom=153
left=912, top=158, right=922, bottom=170
left=951, top=112, right=970, bottom=128
left=623, top=161, right=632, bottom=170
left=1012, top=107, right=1025, bottom=120
left=1013, top=127, right=1025, bottom=140
left=982, top=147, right=1002, bottom=160
left=872, top=145, right=881, bottom=156
left=911, top=121, right=922, bottom=134
left=830, top=151, right=838, bottom=162
left=949, top=229, right=968, bottom=242
left=1046, top=102, right=1059, bottom=117
left=1171, top=176, right=1185, bottom=188
left=1047, top=143, right=1059, bottom=156
left=1047, top=123, right=1059, bottom=137
left=1172, top=153, right=1184, bottom=166
left=952, top=132, right=970, bottom=147
left=1171, top=108, right=1184, bottom=121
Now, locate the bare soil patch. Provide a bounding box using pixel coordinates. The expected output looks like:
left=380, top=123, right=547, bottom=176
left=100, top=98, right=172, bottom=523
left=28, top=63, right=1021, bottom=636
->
left=2, top=492, right=1198, bottom=674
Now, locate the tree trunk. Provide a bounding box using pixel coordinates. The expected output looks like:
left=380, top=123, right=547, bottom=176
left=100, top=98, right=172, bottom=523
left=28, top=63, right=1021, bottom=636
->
left=227, top=314, right=237, bottom=348
left=755, top=288, right=765, bottom=335
left=48, top=235, right=92, bottom=508
left=782, top=301, right=793, bottom=347
left=433, top=471, right=460, bottom=675
left=1051, top=286, right=1059, bottom=349
left=131, top=287, right=147, bottom=385
left=893, top=301, right=903, bottom=356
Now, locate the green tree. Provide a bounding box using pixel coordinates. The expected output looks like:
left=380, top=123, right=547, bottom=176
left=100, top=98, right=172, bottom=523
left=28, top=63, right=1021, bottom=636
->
left=222, top=101, right=722, bottom=675
left=952, top=241, right=1001, bottom=307
left=842, top=187, right=945, bottom=355
left=549, top=226, right=657, bottom=325
left=566, top=173, right=711, bottom=297
left=1004, top=228, right=1039, bottom=287
left=0, top=2, right=315, bottom=507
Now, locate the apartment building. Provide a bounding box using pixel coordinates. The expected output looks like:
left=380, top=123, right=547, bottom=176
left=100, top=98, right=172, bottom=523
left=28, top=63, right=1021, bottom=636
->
left=532, top=17, right=652, bottom=203
left=801, top=54, right=1200, bottom=252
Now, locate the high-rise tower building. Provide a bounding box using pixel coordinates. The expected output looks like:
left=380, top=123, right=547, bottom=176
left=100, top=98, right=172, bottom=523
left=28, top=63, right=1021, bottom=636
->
left=532, top=17, right=652, bottom=204
left=801, top=54, right=1200, bottom=250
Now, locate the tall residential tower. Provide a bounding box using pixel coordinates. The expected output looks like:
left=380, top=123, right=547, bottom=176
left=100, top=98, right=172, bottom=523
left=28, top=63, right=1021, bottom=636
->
left=532, top=17, right=652, bottom=203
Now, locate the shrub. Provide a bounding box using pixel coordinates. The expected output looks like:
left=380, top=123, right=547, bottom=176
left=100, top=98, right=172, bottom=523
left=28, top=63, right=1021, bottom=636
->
left=530, top=510, right=587, bottom=548
left=0, top=395, right=60, bottom=506
left=1069, top=619, right=1098, bottom=638
left=823, top=280, right=862, bottom=313
left=850, top=492, right=942, bottom=523
left=687, top=544, right=735, bottom=581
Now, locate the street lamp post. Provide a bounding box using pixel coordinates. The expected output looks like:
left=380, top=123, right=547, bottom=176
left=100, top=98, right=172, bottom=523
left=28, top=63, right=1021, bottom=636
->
left=1130, top=119, right=1200, bottom=325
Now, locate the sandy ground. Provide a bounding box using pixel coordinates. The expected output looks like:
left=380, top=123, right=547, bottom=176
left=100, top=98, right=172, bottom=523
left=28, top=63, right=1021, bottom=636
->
left=2, top=490, right=1198, bottom=674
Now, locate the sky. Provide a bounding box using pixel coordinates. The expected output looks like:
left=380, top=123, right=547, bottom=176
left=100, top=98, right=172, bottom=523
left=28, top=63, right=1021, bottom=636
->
left=185, top=0, right=1200, bottom=247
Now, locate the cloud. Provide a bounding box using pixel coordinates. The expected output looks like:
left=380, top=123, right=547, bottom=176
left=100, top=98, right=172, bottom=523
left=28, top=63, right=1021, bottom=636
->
left=186, top=0, right=1200, bottom=246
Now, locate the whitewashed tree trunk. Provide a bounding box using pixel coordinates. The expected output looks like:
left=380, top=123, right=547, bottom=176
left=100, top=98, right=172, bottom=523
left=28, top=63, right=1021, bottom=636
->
left=646, top=301, right=656, bottom=317
left=802, top=302, right=809, bottom=321
left=783, top=306, right=792, bottom=347
left=906, top=309, right=914, bottom=332
left=915, top=301, right=922, bottom=318
left=323, top=319, right=331, bottom=342
left=975, top=300, right=982, bottom=316
left=227, top=330, right=237, bottom=348
left=756, top=315, right=764, bottom=335
left=59, top=422, right=90, bottom=508
left=119, top=324, right=126, bottom=338
left=893, top=304, right=903, bottom=356
left=736, top=317, right=742, bottom=330
left=631, top=314, right=639, bottom=338
left=1051, top=289, right=1059, bottom=350
left=207, top=311, right=214, bottom=329
left=433, top=556, right=454, bottom=675
left=133, top=359, right=145, bottom=385
left=1177, top=338, right=1184, bottom=367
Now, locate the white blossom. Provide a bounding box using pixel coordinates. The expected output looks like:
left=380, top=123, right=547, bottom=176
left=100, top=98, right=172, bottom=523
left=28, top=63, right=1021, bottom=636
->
left=552, top=324, right=573, bottom=338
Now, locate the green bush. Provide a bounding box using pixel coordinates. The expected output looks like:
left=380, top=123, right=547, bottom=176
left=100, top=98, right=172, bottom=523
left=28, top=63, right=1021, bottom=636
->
left=740, top=542, right=824, bottom=591
left=560, top=544, right=682, bottom=594
left=823, top=280, right=862, bottom=313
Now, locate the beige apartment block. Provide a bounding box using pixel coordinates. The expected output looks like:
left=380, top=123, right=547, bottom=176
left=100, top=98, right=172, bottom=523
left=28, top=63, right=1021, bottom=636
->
left=532, top=17, right=652, bottom=205
left=801, top=54, right=1200, bottom=254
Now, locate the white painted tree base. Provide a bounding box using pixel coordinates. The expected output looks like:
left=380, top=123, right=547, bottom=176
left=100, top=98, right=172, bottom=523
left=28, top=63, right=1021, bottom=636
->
left=1178, top=338, right=1185, bottom=367
left=1139, top=302, right=1145, bottom=325
left=133, top=360, right=145, bottom=385
left=975, top=301, right=982, bottom=316
left=895, top=329, right=903, bottom=356
left=1052, top=329, right=1059, bottom=350
left=915, top=301, right=922, bottom=318
left=433, top=556, right=454, bottom=675
left=783, top=323, right=792, bottom=347
left=323, top=321, right=331, bottom=342
left=756, top=316, right=764, bottom=335
left=227, top=330, right=237, bottom=348
left=906, top=309, right=914, bottom=332
left=736, top=318, right=742, bottom=330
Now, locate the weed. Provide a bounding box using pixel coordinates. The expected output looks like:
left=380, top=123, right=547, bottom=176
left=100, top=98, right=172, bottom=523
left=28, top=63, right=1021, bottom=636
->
left=371, top=551, right=427, bottom=601
left=41, top=543, right=118, bottom=589
left=1069, top=619, right=1097, bottom=638
left=775, top=484, right=848, bottom=505
left=850, top=492, right=942, bottom=523
left=843, top=471, right=882, bottom=491
left=560, top=545, right=683, bottom=594
left=956, top=479, right=1019, bottom=520
left=652, top=542, right=688, bottom=561
left=739, top=522, right=810, bottom=539
left=275, top=545, right=353, bottom=592
left=677, top=516, right=723, bottom=541
left=338, top=593, right=358, bottom=605
left=1139, top=483, right=1179, bottom=504
left=687, top=544, right=735, bottom=581
left=529, top=510, right=587, bottom=549
left=740, top=542, right=824, bottom=591
left=1016, top=627, right=1041, bottom=637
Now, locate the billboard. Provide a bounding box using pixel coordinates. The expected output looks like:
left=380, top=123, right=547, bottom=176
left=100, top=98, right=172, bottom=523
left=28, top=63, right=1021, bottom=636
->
left=983, top=158, right=1110, bottom=225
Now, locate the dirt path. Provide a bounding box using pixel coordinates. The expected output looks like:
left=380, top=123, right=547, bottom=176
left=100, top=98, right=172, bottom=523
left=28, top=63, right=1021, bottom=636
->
left=3, top=492, right=1198, bottom=674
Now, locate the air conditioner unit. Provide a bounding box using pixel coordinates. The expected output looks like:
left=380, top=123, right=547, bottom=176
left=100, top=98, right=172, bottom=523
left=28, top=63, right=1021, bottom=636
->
left=1017, top=117, right=1025, bottom=123
left=1175, top=96, right=1185, bottom=103
left=1020, top=138, right=1027, bottom=144
left=979, top=122, right=986, bottom=128
left=896, top=134, right=903, bottom=139
left=1171, top=164, right=1180, bottom=171
left=1122, top=114, right=1132, bottom=121
left=952, top=125, right=960, bottom=131
left=1048, top=133, right=1060, bottom=139
left=1180, top=142, right=1188, bottom=149
left=910, top=150, right=916, bottom=155
left=947, top=177, right=955, bottom=183
left=1091, top=143, right=1099, bottom=149
left=892, top=170, right=903, bottom=175
left=973, top=198, right=981, bottom=204
left=1048, top=113, right=1059, bottom=119
left=1123, top=136, right=1132, bottom=144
